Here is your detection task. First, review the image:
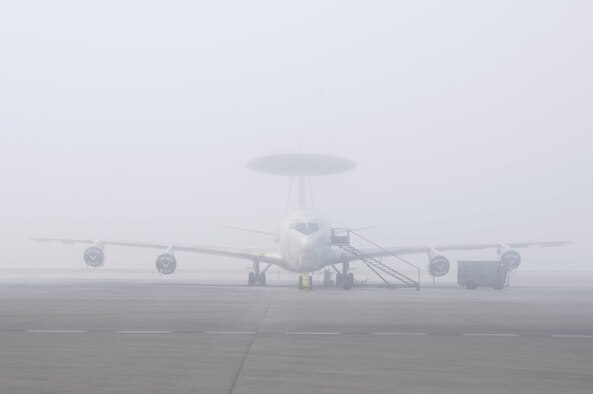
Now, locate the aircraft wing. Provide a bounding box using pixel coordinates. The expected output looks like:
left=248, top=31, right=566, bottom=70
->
left=338, top=241, right=571, bottom=262
left=31, top=237, right=285, bottom=265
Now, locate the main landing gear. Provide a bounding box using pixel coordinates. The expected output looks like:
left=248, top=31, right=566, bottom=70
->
left=300, top=262, right=353, bottom=290
left=334, top=261, right=354, bottom=290
left=323, top=269, right=334, bottom=287
left=248, top=260, right=270, bottom=286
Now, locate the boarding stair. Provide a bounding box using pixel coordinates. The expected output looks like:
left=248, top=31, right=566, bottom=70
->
left=331, top=228, right=420, bottom=290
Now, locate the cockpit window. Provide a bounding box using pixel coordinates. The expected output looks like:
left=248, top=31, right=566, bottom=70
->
left=289, top=222, right=320, bottom=235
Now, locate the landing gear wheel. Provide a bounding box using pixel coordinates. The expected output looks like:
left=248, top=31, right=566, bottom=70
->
left=260, top=272, right=266, bottom=286
left=335, top=272, right=343, bottom=287
left=343, top=273, right=354, bottom=290
left=323, top=270, right=334, bottom=287
left=466, top=281, right=477, bottom=290
left=298, top=274, right=312, bottom=289
left=248, top=272, right=256, bottom=286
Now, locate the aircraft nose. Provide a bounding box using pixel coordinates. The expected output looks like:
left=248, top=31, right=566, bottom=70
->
left=300, top=236, right=314, bottom=250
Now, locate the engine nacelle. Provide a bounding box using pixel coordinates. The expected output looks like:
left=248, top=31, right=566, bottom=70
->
left=84, top=246, right=104, bottom=267
left=500, top=250, right=521, bottom=270
left=429, top=255, right=450, bottom=277
left=156, top=253, right=177, bottom=275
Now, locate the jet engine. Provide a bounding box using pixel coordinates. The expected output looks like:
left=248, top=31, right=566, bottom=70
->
left=83, top=246, right=104, bottom=267
left=156, top=253, right=177, bottom=275
left=429, top=255, right=450, bottom=277
left=500, top=250, right=521, bottom=270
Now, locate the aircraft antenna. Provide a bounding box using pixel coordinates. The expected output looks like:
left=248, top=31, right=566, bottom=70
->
left=247, top=153, right=356, bottom=212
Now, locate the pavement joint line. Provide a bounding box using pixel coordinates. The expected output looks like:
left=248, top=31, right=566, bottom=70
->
left=462, top=333, right=519, bottom=337
left=26, top=330, right=88, bottom=333
left=6, top=330, right=593, bottom=338
left=174, top=330, right=205, bottom=334
left=228, top=289, right=277, bottom=394
left=371, top=332, right=427, bottom=336
left=426, top=332, right=465, bottom=336
left=117, top=330, right=171, bottom=334
left=285, top=331, right=342, bottom=335
left=204, top=331, right=256, bottom=335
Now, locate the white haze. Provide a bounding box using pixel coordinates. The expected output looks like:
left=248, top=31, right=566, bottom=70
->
left=0, top=1, right=591, bottom=274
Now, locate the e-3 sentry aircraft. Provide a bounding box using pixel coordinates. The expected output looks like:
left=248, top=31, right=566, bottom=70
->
left=32, top=154, right=570, bottom=290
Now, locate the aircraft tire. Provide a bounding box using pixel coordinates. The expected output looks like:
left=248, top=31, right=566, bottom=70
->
left=323, top=270, right=333, bottom=287
left=466, top=281, right=477, bottom=290
left=343, top=273, right=354, bottom=290
left=335, top=273, right=343, bottom=287
left=248, top=272, right=256, bottom=286
left=260, top=272, right=266, bottom=286
left=308, top=275, right=313, bottom=290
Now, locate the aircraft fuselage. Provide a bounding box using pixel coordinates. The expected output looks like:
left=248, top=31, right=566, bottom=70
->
left=278, top=208, right=337, bottom=273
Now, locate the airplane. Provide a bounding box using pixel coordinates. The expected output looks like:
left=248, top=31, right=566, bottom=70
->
left=32, top=153, right=570, bottom=290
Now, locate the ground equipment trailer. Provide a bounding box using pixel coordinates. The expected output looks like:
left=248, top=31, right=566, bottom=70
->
left=457, top=260, right=509, bottom=290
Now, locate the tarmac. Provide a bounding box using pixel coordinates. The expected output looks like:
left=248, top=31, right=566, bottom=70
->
left=1, top=272, right=593, bottom=393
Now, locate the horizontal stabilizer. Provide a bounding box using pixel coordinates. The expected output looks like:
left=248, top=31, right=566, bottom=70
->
left=221, top=225, right=273, bottom=236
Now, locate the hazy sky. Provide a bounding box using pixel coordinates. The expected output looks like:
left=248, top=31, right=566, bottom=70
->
left=0, top=1, right=591, bottom=272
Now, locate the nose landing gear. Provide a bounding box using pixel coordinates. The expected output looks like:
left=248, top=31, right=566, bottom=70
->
left=298, top=273, right=313, bottom=289
left=295, top=262, right=355, bottom=291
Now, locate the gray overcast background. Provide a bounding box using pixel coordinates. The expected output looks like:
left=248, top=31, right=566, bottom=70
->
left=0, top=1, right=591, bottom=272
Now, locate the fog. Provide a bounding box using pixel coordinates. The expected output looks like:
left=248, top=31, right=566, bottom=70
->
left=0, top=1, right=591, bottom=273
